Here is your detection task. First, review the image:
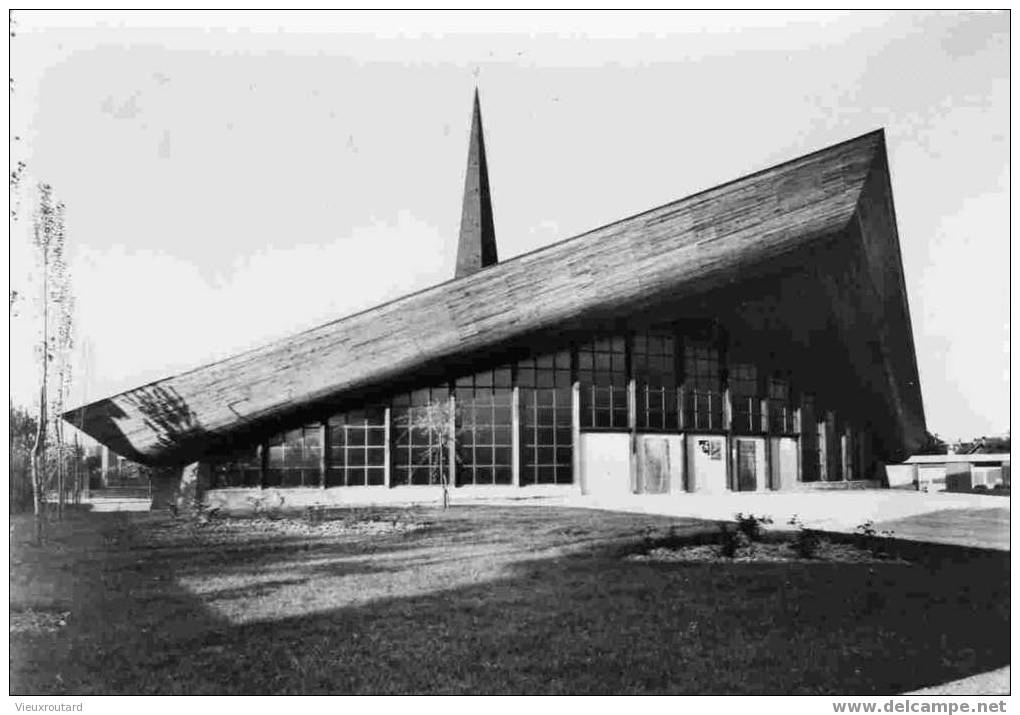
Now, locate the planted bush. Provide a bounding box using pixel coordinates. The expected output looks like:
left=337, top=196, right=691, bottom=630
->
left=734, top=512, right=773, bottom=542
left=718, top=524, right=751, bottom=558
left=787, top=516, right=824, bottom=559
left=854, top=520, right=895, bottom=557
left=305, top=505, right=326, bottom=526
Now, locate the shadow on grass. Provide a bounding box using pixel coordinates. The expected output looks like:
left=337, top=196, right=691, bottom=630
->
left=10, top=507, right=1010, bottom=695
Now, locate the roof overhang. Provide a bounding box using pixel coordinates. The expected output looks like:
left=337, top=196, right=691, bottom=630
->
left=65, top=130, right=926, bottom=465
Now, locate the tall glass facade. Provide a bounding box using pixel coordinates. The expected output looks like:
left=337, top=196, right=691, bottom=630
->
left=327, top=407, right=387, bottom=487
left=729, top=363, right=761, bottom=433
left=391, top=387, right=448, bottom=486
left=684, top=341, right=724, bottom=430
left=633, top=332, right=679, bottom=431
left=266, top=424, right=321, bottom=487
left=517, top=350, right=573, bottom=485
left=578, top=335, right=628, bottom=429
left=208, top=442, right=262, bottom=489
left=455, top=367, right=514, bottom=486
left=204, top=323, right=854, bottom=491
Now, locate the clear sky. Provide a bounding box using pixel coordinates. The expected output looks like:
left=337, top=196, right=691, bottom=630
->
left=9, top=11, right=1009, bottom=443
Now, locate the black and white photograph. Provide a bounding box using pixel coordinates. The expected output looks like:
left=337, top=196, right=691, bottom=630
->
left=8, top=10, right=1010, bottom=703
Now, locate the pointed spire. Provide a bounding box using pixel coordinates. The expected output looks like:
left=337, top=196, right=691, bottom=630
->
left=455, top=88, right=498, bottom=278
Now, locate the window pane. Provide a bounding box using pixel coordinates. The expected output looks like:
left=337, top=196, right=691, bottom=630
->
left=242, top=468, right=261, bottom=488
left=517, top=351, right=574, bottom=484
left=685, top=341, right=720, bottom=390
left=577, top=334, right=628, bottom=430
left=327, top=405, right=388, bottom=487
left=267, top=445, right=285, bottom=468
left=366, top=468, right=385, bottom=487
left=455, top=380, right=513, bottom=486
left=494, top=447, right=512, bottom=466
left=281, top=470, right=303, bottom=488
left=207, top=440, right=263, bottom=489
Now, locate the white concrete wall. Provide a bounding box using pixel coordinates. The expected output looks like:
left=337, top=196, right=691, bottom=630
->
left=686, top=434, right=728, bottom=493
left=885, top=464, right=917, bottom=489
left=579, top=432, right=631, bottom=497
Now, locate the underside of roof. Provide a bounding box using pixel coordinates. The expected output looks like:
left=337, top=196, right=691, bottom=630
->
left=65, top=129, right=926, bottom=465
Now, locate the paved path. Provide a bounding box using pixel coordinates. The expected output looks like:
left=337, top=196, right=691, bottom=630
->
left=906, top=666, right=1010, bottom=695
left=564, top=490, right=1010, bottom=550
left=85, top=495, right=152, bottom=513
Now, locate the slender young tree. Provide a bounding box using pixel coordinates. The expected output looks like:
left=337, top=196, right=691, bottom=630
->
left=49, top=198, right=74, bottom=517
left=406, top=400, right=461, bottom=509
left=28, top=183, right=72, bottom=539
left=30, top=220, right=50, bottom=541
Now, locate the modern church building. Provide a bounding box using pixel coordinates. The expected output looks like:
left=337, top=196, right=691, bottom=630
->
left=66, top=92, right=927, bottom=510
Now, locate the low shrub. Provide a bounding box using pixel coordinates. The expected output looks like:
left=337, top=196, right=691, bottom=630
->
left=305, top=505, right=326, bottom=525
left=854, top=520, right=895, bottom=557
left=194, top=503, right=221, bottom=525
left=718, top=524, right=751, bottom=558
left=787, top=515, right=824, bottom=559
left=734, top=512, right=773, bottom=542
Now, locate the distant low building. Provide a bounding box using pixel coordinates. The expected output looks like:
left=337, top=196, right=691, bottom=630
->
left=887, top=453, right=1011, bottom=492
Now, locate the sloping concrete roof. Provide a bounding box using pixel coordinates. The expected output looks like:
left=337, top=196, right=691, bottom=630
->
left=64, top=130, right=926, bottom=466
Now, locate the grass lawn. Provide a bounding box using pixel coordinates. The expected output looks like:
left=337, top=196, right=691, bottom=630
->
left=874, top=507, right=1011, bottom=551
left=9, top=504, right=1010, bottom=695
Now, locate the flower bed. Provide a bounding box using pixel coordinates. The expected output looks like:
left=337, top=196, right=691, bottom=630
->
left=629, top=539, right=910, bottom=564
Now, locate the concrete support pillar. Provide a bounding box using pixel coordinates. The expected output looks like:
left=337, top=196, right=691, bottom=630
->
left=628, top=378, right=637, bottom=494
left=511, top=387, right=521, bottom=488
left=177, top=461, right=209, bottom=513
left=383, top=406, right=392, bottom=488
left=724, top=387, right=735, bottom=491
left=571, top=381, right=581, bottom=494
left=760, top=395, right=772, bottom=489
left=100, top=446, right=110, bottom=489
left=150, top=467, right=180, bottom=512
left=319, top=421, right=328, bottom=489
left=842, top=424, right=854, bottom=481
left=150, top=461, right=210, bottom=514
left=678, top=385, right=686, bottom=431
left=447, top=392, right=457, bottom=488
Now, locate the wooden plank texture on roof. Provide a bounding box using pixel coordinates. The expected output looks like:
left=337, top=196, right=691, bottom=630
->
left=65, top=130, right=923, bottom=465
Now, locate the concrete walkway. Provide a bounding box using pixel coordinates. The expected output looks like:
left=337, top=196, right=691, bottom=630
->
left=85, top=495, right=152, bottom=512
left=564, top=490, right=1010, bottom=550
left=906, top=666, right=1010, bottom=695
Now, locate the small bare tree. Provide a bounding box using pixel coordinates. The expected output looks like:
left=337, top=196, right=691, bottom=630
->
left=404, top=400, right=461, bottom=509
